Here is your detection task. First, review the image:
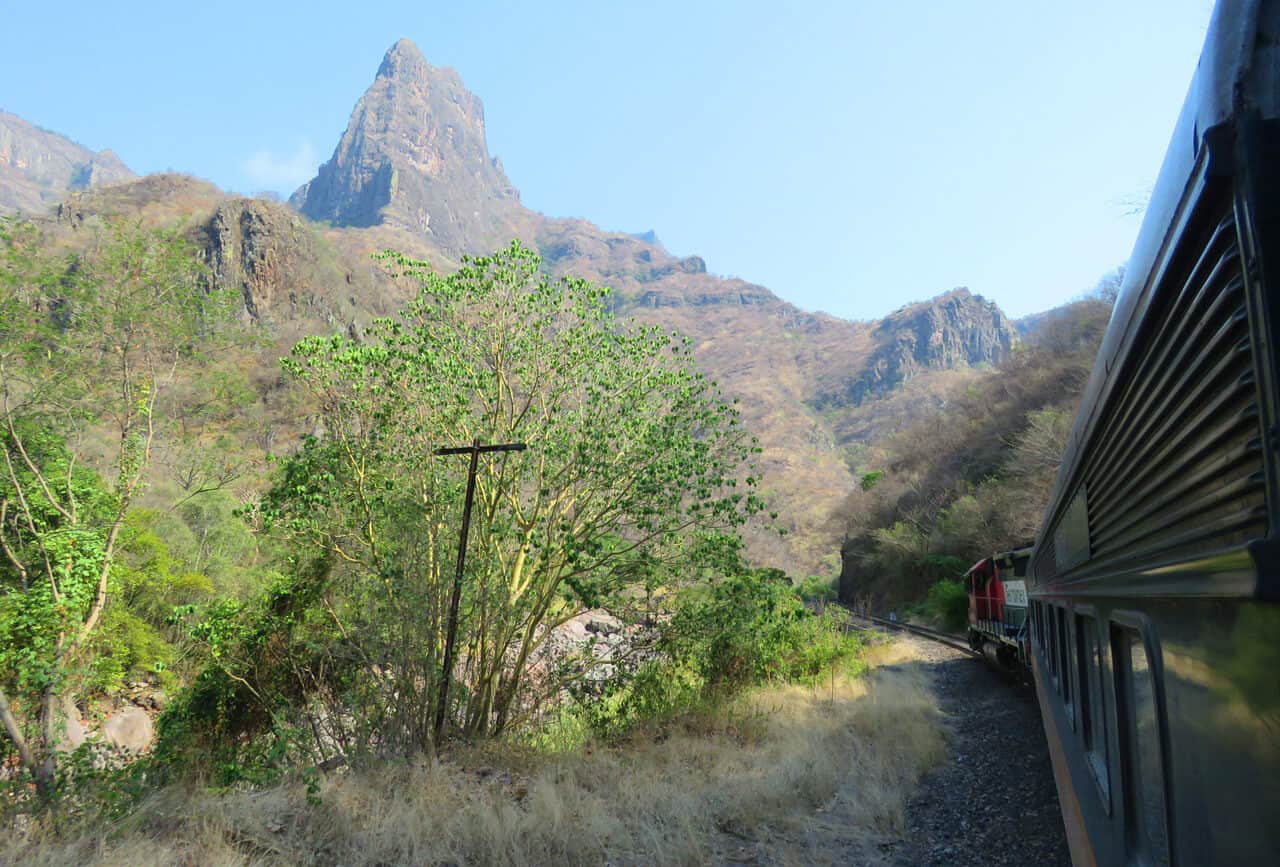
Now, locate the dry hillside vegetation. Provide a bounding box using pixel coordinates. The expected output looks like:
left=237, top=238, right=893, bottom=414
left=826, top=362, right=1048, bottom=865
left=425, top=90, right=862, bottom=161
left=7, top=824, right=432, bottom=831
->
left=36, top=169, right=1021, bottom=581
left=4, top=643, right=944, bottom=866
left=837, top=296, right=1115, bottom=609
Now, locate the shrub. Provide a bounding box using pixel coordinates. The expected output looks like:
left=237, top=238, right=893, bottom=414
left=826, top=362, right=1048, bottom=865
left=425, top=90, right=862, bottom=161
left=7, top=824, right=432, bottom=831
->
left=918, top=579, right=968, bottom=633
left=794, top=575, right=837, bottom=603
left=88, top=608, right=176, bottom=693
left=582, top=570, right=864, bottom=738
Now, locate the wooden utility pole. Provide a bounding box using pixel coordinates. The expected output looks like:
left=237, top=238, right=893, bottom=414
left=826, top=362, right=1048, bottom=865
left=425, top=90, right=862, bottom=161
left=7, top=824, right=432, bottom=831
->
left=433, top=438, right=527, bottom=742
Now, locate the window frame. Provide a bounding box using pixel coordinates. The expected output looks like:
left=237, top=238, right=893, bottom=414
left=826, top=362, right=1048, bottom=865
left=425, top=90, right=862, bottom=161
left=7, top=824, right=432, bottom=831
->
left=1109, top=613, right=1171, bottom=867
left=1074, top=606, right=1112, bottom=814
left=1047, top=602, right=1060, bottom=687
left=1056, top=605, right=1074, bottom=726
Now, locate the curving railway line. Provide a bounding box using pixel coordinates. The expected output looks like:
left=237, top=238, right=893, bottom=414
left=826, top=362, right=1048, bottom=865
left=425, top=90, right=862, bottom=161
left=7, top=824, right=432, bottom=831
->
left=852, top=611, right=980, bottom=657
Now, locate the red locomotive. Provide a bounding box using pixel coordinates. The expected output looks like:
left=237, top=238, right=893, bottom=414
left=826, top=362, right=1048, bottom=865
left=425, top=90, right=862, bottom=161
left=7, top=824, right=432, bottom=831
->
left=964, top=545, right=1032, bottom=673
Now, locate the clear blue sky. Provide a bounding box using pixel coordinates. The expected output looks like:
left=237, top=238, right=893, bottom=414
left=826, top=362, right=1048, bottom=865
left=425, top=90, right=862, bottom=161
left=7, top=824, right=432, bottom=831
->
left=1, top=1, right=1214, bottom=319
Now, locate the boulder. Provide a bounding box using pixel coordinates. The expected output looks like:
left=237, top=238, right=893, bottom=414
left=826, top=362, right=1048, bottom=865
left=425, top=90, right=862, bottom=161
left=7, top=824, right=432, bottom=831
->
left=584, top=611, right=623, bottom=636
left=102, top=706, right=153, bottom=754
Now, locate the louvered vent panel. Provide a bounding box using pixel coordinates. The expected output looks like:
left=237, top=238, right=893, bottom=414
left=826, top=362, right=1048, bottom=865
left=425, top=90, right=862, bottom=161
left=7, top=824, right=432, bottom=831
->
left=1035, top=534, right=1058, bottom=580
left=1080, top=211, right=1267, bottom=571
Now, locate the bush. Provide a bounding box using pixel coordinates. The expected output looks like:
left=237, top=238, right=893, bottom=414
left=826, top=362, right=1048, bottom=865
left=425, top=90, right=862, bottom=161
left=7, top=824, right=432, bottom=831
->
left=582, top=570, right=864, bottom=738
left=794, top=575, right=837, bottom=603
left=88, top=608, right=176, bottom=693
left=917, top=579, right=968, bottom=633
left=149, top=562, right=330, bottom=785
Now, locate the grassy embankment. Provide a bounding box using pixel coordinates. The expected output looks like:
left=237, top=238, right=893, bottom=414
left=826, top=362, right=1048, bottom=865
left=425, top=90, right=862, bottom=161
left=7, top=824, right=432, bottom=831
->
left=6, top=642, right=944, bottom=866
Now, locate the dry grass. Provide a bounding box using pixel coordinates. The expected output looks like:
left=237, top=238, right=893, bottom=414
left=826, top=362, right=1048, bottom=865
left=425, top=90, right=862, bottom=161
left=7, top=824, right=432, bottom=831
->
left=4, top=643, right=944, bottom=866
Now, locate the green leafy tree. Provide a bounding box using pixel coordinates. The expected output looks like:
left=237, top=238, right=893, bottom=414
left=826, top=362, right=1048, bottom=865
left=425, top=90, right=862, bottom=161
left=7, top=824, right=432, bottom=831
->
left=0, top=217, right=234, bottom=796
left=257, top=241, right=761, bottom=753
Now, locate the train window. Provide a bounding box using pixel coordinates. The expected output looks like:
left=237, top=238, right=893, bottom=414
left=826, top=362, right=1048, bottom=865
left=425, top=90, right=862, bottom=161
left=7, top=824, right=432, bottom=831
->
left=1054, top=487, right=1091, bottom=571
left=1047, top=604, right=1060, bottom=685
left=1112, top=624, right=1170, bottom=866
left=1056, top=606, right=1073, bottom=721
left=1076, top=612, right=1110, bottom=809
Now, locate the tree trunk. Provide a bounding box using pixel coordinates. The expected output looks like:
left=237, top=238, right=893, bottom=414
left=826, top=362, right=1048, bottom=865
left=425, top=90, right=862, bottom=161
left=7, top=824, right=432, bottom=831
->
left=0, top=686, right=54, bottom=800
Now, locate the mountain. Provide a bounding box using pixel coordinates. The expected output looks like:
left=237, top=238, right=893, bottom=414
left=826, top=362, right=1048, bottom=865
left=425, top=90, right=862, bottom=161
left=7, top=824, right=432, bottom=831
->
left=0, top=111, right=134, bottom=214
left=1, top=40, right=1020, bottom=576
left=289, top=39, right=522, bottom=255
left=816, top=288, right=1016, bottom=408
left=283, top=42, right=1022, bottom=574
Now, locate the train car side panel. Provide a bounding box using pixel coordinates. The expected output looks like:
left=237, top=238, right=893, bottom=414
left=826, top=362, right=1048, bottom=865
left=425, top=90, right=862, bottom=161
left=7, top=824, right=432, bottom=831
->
left=1027, top=4, right=1280, bottom=864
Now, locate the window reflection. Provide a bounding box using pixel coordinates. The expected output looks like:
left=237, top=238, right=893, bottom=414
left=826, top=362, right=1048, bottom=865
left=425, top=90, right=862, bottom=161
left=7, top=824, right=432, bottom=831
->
left=1114, top=626, right=1169, bottom=866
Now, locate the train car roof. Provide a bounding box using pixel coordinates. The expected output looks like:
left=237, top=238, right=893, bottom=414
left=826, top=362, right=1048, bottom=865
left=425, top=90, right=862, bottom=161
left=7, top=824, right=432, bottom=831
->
left=967, top=546, right=1033, bottom=577
left=1036, top=0, right=1277, bottom=549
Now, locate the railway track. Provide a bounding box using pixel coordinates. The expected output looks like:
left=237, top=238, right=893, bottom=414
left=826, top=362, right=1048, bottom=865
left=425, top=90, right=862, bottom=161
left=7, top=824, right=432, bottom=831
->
left=852, top=611, right=980, bottom=657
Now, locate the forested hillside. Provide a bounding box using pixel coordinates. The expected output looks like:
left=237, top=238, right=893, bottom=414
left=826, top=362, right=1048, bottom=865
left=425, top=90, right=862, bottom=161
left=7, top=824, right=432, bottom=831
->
left=1, top=215, right=882, bottom=848
left=836, top=291, right=1116, bottom=610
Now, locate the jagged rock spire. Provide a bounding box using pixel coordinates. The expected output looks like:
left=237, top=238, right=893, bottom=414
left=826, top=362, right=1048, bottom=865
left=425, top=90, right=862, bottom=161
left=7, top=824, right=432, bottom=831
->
left=290, top=38, right=520, bottom=253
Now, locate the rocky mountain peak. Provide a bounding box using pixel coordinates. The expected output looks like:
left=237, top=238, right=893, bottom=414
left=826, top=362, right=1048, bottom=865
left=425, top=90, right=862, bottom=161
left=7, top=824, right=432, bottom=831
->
left=818, top=287, right=1018, bottom=408
left=377, top=37, right=431, bottom=81
left=0, top=111, right=135, bottom=214
left=290, top=38, right=521, bottom=254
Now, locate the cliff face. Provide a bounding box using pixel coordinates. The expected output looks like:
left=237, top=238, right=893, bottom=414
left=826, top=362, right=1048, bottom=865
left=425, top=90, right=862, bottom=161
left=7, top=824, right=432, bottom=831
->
left=203, top=199, right=319, bottom=324
left=819, top=289, right=1017, bottom=407
left=289, top=39, right=522, bottom=255
left=0, top=111, right=134, bottom=214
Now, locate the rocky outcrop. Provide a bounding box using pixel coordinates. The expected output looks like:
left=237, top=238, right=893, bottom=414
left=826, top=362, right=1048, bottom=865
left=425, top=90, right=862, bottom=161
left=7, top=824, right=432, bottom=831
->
left=290, top=38, right=521, bottom=255
left=202, top=198, right=317, bottom=322
left=0, top=111, right=134, bottom=214
left=53, top=694, right=88, bottom=752
left=47, top=686, right=165, bottom=758
left=633, top=282, right=774, bottom=308
left=538, top=610, right=646, bottom=688
left=837, top=553, right=862, bottom=606
left=820, top=289, right=1017, bottom=407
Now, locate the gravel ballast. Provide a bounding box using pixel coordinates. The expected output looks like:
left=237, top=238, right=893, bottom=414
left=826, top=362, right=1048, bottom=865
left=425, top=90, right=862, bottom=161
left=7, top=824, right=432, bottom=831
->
left=882, top=632, right=1071, bottom=867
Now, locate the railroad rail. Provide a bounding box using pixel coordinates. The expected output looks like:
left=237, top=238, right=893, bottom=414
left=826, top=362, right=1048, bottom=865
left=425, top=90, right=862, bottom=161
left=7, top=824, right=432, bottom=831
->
left=854, top=612, right=980, bottom=657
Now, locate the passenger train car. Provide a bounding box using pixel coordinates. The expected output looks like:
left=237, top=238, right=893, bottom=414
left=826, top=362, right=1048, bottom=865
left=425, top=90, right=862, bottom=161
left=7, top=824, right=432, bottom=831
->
left=1027, top=1, right=1280, bottom=864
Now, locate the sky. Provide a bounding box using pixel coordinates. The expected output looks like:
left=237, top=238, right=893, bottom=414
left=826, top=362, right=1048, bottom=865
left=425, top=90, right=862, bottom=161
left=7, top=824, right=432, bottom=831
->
left=1, top=1, right=1216, bottom=320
